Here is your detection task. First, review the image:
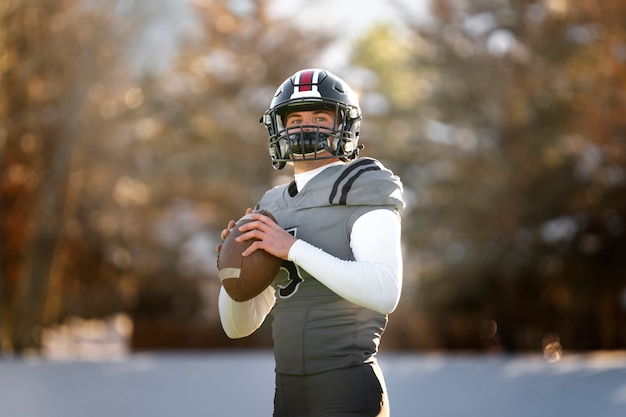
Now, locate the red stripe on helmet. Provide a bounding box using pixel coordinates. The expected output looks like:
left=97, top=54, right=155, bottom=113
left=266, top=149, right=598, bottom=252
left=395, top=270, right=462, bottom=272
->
left=298, top=70, right=314, bottom=91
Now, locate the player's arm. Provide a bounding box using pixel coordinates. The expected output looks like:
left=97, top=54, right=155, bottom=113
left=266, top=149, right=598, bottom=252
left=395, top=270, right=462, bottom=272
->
left=288, top=209, right=402, bottom=315
left=218, top=284, right=276, bottom=338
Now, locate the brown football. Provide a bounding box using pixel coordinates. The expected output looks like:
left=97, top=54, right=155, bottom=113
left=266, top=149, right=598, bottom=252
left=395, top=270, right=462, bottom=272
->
left=217, top=210, right=282, bottom=302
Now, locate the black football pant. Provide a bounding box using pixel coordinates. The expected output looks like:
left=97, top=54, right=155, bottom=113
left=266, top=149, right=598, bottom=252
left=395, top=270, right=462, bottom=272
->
left=273, top=362, right=389, bottom=417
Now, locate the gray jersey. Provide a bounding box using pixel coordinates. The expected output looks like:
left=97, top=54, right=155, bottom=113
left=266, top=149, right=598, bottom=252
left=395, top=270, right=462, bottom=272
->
left=256, top=158, right=405, bottom=376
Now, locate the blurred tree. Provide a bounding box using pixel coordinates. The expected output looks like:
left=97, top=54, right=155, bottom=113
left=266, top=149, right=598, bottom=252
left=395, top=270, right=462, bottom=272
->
left=354, top=0, right=626, bottom=351
left=0, top=0, right=153, bottom=353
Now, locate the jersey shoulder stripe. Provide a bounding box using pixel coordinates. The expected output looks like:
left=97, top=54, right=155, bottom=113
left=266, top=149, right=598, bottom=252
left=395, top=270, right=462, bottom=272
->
left=329, top=158, right=381, bottom=205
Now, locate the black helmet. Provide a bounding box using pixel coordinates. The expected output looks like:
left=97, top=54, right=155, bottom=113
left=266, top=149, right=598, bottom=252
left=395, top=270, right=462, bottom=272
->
left=261, top=69, right=362, bottom=170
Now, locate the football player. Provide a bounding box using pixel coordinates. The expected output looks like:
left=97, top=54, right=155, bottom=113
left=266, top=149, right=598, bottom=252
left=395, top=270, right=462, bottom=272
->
left=217, top=69, right=405, bottom=417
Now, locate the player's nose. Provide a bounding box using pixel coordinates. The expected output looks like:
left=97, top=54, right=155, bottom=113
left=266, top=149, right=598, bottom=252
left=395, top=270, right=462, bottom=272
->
left=301, top=116, right=320, bottom=132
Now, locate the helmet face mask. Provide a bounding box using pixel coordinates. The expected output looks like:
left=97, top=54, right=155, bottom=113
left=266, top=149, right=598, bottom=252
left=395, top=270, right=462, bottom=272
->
left=261, top=69, right=362, bottom=170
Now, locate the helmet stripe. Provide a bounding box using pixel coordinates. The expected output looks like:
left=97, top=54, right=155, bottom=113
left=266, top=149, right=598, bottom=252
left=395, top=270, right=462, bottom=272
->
left=291, top=69, right=320, bottom=98
left=298, top=70, right=314, bottom=91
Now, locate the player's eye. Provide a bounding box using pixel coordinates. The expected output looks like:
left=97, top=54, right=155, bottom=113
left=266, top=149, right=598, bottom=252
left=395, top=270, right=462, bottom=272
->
left=315, top=115, right=334, bottom=126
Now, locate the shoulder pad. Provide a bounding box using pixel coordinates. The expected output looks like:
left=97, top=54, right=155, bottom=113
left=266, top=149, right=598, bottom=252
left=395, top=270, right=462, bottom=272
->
left=329, top=158, right=405, bottom=210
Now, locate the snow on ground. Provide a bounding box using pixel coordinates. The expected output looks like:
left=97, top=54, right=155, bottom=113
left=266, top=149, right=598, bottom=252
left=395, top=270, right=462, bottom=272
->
left=1, top=350, right=625, bottom=417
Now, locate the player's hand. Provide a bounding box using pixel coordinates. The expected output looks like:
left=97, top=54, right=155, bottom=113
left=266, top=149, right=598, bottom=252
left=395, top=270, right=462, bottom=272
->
left=236, top=210, right=296, bottom=260
left=215, top=208, right=253, bottom=253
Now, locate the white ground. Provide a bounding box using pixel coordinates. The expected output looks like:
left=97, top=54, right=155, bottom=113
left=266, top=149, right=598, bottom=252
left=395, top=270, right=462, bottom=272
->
left=1, top=351, right=625, bottom=417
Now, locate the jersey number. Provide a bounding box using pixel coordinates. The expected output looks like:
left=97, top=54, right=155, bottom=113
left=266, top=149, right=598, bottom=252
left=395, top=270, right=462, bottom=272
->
left=277, top=227, right=303, bottom=298
left=277, top=261, right=303, bottom=298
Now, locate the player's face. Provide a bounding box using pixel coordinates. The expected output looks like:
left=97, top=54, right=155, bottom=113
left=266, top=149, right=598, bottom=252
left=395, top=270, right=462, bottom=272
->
left=284, top=110, right=335, bottom=132
left=284, top=109, right=335, bottom=155
left=282, top=109, right=341, bottom=171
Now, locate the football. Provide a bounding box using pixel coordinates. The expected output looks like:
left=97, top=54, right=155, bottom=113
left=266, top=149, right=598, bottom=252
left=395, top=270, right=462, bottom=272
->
left=217, top=210, right=282, bottom=302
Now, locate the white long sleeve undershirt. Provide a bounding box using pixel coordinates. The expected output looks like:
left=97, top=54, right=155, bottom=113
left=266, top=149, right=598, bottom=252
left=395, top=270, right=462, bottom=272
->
left=288, top=209, right=402, bottom=314
left=218, top=208, right=403, bottom=339
left=218, top=283, right=276, bottom=338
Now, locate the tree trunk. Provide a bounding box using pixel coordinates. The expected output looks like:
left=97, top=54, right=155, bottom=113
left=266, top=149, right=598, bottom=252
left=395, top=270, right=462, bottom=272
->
left=11, top=112, right=78, bottom=353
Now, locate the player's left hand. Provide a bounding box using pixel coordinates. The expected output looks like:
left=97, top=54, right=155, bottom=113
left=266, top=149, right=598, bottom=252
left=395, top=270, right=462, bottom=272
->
left=215, top=208, right=253, bottom=253
left=235, top=209, right=296, bottom=260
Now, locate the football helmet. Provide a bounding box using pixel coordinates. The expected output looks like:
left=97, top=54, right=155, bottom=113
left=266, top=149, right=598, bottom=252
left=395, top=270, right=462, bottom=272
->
left=261, top=69, right=362, bottom=170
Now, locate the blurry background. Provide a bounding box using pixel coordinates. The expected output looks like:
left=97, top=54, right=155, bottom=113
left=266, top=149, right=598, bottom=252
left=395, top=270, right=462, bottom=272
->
left=1, top=0, right=625, bottom=360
